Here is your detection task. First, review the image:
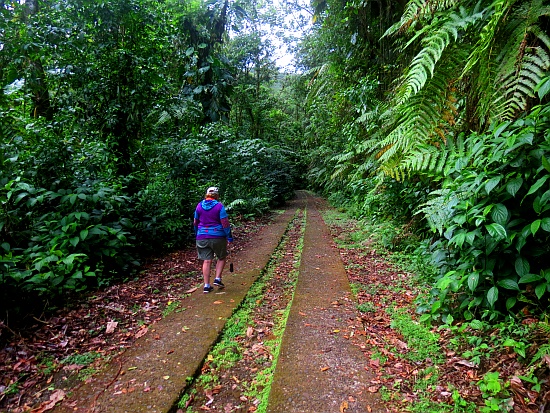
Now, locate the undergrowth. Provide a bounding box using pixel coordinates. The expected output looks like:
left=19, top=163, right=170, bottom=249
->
left=322, top=203, right=550, bottom=412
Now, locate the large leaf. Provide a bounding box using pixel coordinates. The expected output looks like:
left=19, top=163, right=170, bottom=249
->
left=468, top=272, right=479, bottom=292
left=497, top=278, right=520, bottom=291
left=535, top=283, right=547, bottom=300
left=526, top=175, right=550, bottom=197
left=515, top=257, right=530, bottom=276
left=487, top=287, right=498, bottom=307
left=506, top=177, right=523, bottom=197
left=485, top=177, right=501, bottom=194
left=485, top=223, right=507, bottom=240
left=490, top=204, right=508, bottom=226
left=519, top=274, right=542, bottom=284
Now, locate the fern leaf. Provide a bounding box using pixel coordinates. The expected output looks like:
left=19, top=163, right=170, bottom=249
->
left=397, top=8, right=484, bottom=104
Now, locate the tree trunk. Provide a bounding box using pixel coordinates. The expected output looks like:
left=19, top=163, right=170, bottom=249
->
left=23, top=0, right=54, bottom=120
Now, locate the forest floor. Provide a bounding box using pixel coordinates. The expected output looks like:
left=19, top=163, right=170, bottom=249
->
left=0, top=192, right=547, bottom=412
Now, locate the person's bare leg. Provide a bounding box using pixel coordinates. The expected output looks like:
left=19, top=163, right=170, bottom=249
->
left=202, top=259, right=212, bottom=285
left=215, top=259, right=226, bottom=280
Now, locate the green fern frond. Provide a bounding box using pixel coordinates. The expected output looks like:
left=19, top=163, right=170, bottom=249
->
left=473, top=0, right=550, bottom=122
left=154, top=99, right=202, bottom=126
left=396, top=7, right=485, bottom=104
left=378, top=52, right=463, bottom=167
left=499, top=47, right=550, bottom=119
left=462, top=0, right=512, bottom=75
left=531, top=342, right=550, bottom=365
left=537, top=321, right=550, bottom=335
left=306, top=64, right=331, bottom=102
left=383, top=0, right=463, bottom=37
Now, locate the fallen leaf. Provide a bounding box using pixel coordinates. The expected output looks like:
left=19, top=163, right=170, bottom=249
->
left=213, top=300, right=224, bottom=305
left=163, top=376, right=170, bottom=380
left=106, top=321, right=118, bottom=334
left=185, top=287, right=198, bottom=294
left=205, top=388, right=214, bottom=406
left=340, top=401, right=349, bottom=412
left=135, top=327, right=148, bottom=339
left=320, top=366, right=330, bottom=371
left=42, top=389, right=66, bottom=410
left=246, top=326, right=254, bottom=338
left=367, top=386, right=380, bottom=393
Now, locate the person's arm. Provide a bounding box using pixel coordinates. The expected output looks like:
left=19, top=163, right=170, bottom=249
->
left=219, top=205, right=233, bottom=242
left=193, top=209, right=200, bottom=235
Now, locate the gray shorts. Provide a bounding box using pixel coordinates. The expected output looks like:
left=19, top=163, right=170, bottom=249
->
left=196, top=238, right=228, bottom=261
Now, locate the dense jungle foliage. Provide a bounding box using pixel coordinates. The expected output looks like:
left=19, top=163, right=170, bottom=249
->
left=2, top=0, right=550, bottom=328
left=299, top=0, right=550, bottom=323
left=0, top=0, right=303, bottom=315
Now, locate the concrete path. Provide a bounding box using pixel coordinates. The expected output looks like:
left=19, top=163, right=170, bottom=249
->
left=267, top=197, right=383, bottom=413
left=53, top=193, right=382, bottom=412
left=53, top=200, right=303, bottom=413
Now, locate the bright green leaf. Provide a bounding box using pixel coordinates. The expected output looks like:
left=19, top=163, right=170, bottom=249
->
left=485, top=223, right=507, bottom=240
left=526, top=175, right=550, bottom=197
left=485, top=177, right=501, bottom=194
left=531, top=219, right=541, bottom=235
left=519, top=274, right=542, bottom=283
left=451, top=232, right=466, bottom=248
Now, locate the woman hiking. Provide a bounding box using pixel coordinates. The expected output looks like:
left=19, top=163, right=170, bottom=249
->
left=193, top=187, right=234, bottom=293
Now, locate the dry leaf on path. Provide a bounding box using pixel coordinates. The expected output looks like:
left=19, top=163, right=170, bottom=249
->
left=185, top=287, right=198, bottom=294
left=106, top=321, right=118, bottom=334
left=205, top=388, right=215, bottom=406
left=320, top=366, right=330, bottom=371
left=340, top=401, right=349, bottom=412
left=37, top=389, right=66, bottom=412
left=213, top=300, right=224, bottom=304
left=135, top=326, right=148, bottom=339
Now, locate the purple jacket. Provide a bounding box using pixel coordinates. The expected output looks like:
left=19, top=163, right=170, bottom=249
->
left=193, top=199, right=233, bottom=241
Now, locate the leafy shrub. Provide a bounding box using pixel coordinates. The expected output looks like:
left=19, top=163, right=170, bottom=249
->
left=1, top=177, right=137, bottom=309
left=421, top=101, right=550, bottom=318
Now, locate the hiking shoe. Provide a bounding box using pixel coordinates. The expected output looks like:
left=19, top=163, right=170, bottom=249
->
left=213, top=278, right=225, bottom=288
left=203, top=285, right=214, bottom=293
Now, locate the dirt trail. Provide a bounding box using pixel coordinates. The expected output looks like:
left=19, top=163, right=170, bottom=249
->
left=50, top=192, right=382, bottom=413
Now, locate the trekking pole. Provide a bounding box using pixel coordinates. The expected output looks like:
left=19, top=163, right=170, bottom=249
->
left=229, top=242, right=234, bottom=273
